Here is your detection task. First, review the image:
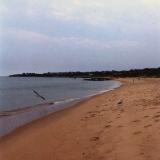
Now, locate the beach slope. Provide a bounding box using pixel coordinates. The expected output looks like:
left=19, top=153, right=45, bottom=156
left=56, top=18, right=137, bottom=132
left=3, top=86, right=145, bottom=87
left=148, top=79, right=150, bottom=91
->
left=0, top=78, right=160, bottom=160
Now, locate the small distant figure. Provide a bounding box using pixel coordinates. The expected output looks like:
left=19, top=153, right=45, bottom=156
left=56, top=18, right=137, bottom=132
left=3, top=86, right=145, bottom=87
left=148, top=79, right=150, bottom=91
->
left=133, top=79, right=135, bottom=84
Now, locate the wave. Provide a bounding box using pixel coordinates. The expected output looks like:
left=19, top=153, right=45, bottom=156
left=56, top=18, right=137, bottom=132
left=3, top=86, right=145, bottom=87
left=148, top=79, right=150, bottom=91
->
left=0, top=102, right=54, bottom=117
left=0, top=81, right=122, bottom=117
left=0, top=81, right=123, bottom=138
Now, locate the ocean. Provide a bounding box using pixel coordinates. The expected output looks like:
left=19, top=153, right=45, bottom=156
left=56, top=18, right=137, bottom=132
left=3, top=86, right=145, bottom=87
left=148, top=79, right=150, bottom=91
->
left=0, top=77, right=121, bottom=136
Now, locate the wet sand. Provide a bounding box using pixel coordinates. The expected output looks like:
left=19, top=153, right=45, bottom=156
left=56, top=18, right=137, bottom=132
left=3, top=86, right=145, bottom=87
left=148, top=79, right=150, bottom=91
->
left=0, top=78, right=160, bottom=160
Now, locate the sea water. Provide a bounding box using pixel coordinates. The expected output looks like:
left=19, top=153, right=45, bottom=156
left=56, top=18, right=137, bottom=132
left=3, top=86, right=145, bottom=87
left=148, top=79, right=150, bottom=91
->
left=0, top=77, right=121, bottom=136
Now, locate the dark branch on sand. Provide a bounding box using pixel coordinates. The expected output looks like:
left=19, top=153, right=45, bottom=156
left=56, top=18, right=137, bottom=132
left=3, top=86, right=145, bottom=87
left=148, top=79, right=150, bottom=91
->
left=32, top=90, right=46, bottom=101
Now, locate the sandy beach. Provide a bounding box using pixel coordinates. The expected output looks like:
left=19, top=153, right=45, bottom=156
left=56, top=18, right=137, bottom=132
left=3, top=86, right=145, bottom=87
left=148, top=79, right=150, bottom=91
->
left=0, top=78, right=160, bottom=160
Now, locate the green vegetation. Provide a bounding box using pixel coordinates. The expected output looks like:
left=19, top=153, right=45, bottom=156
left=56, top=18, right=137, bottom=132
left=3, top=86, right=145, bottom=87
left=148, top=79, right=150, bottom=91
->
left=9, top=67, right=160, bottom=78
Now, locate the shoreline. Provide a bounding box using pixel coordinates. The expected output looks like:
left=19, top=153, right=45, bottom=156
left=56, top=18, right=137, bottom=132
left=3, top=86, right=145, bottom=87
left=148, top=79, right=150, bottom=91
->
left=0, top=80, right=123, bottom=141
left=0, top=80, right=121, bottom=116
left=1, top=78, right=160, bottom=160
left=0, top=80, right=121, bottom=137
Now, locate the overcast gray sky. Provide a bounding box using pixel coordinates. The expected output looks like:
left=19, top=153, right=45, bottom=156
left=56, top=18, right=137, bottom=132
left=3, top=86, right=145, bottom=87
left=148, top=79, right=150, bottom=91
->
left=0, top=0, right=160, bottom=75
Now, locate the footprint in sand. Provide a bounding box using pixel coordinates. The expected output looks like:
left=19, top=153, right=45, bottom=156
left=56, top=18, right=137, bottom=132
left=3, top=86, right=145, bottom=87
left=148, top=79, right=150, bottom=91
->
left=90, top=136, right=100, bottom=141
left=101, top=109, right=107, bottom=112
left=120, top=109, right=124, bottom=112
left=133, top=131, right=142, bottom=135
left=105, top=125, right=112, bottom=128
left=105, top=149, right=113, bottom=154
left=155, top=119, right=160, bottom=122
left=85, top=111, right=99, bottom=118
left=117, top=125, right=123, bottom=128
left=116, top=117, right=121, bottom=119
left=87, top=111, right=100, bottom=114
left=153, top=115, right=160, bottom=119
left=82, top=152, right=86, bottom=156
left=87, top=111, right=93, bottom=114
left=144, top=124, right=152, bottom=128
left=81, top=116, right=90, bottom=121
left=106, top=121, right=112, bottom=125
left=90, top=114, right=96, bottom=117
left=139, top=152, right=145, bottom=156
left=149, top=107, right=157, bottom=110
left=144, top=115, right=149, bottom=118
left=132, top=119, right=141, bottom=123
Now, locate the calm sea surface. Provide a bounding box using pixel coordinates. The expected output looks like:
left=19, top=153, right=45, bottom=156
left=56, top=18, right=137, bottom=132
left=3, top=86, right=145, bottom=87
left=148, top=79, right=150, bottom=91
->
left=0, top=77, right=121, bottom=136
left=0, top=77, right=121, bottom=112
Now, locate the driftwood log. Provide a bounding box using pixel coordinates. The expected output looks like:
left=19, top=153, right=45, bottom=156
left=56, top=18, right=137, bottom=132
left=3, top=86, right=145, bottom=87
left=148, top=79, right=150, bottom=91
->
left=32, top=90, right=46, bottom=100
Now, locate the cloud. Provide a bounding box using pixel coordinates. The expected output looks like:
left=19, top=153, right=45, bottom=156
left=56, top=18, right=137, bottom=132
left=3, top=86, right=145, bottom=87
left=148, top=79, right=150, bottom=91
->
left=47, top=0, right=160, bottom=26
left=2, top=0, right=160, bottom=26
left=0, top=0, right=160, bottom=75
left=1, top=28, right=139, bottom=51
left=0, top=3, right=9, bottom=18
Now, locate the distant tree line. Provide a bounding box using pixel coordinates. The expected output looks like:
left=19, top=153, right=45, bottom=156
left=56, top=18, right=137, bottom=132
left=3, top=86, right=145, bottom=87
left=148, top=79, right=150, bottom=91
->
left=9, top=67, right=160, bottom=78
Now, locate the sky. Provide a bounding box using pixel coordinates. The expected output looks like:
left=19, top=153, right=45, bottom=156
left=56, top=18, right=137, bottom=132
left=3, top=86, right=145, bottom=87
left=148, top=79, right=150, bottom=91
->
left=0, top=0, right=160, bottom=75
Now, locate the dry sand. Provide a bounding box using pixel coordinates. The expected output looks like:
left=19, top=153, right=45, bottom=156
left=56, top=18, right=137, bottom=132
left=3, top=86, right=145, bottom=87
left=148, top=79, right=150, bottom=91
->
left=0, top=78, right=160, bottom=160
